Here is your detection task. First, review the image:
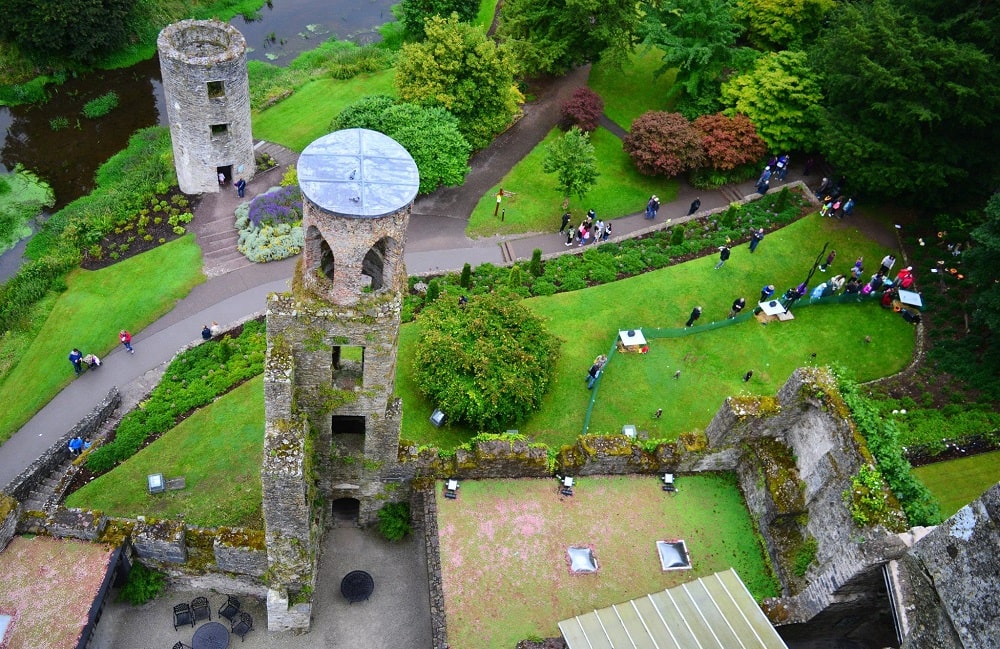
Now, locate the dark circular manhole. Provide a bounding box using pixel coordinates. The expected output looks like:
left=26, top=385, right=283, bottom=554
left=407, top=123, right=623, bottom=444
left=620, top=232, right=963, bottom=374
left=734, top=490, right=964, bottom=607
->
left=341, top=570, right=374, bottom=603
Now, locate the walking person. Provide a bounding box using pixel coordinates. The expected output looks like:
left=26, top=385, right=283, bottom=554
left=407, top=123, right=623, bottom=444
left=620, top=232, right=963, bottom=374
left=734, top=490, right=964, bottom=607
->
left=841, top=197, right=855, bottom=218
left=218, top=171, right=226, bottom=186
left=749, top=228, right=764, bottom=253
left=687, top=197, right=701, bottom=216
left=119, top=329, right=134, bottom=354
left=559, top=211, right=572, bottom=234
left=852, top=257, right=865, bottom=280
left=69, top=348, right=84, bottom=376
left=760, top=284, right=775, bottom=303
left=714, top=244, right=731, bottom=269
left=685, top=306, right=703, bottom=327
left=728, top=297, right=747, bottom=319
left=595, top=219, right=605, bottom=244
left=602, top=221, right=612, bottom=241
left=819, top=249, right=836, bottom=272
left=235, top=177, right=247, bottom=198
left=816, top=177, right=832, bottom=198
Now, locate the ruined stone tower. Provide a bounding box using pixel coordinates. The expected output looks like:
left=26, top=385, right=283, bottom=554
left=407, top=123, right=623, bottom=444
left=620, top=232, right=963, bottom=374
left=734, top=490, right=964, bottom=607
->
left=261, top=129, right=419, bottom=631
left=157, top=19, right=255, bottom=194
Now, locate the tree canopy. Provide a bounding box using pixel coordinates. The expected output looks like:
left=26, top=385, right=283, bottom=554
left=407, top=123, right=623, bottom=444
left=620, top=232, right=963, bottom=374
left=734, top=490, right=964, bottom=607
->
left=721, top=50, right=823, bottom=153
left=395, top=15, right=523, bottom=149
left=396, top=0, right=480, bottom=39
left=693, top=113, right=768, bottom=171
left=733, top=0, right=836, bottom=50
left=623, top=111, right=706, bottom=177
left=413, top=292, right=561, bottom=431
left=332, top=96, right=471, bottom=194
left=810, top=0, right=1000, bottom=204
left=640, top=0, right=753, bottom=118
left=965, top=193, right=1000, bottom=332
left=498, top=0, right=640, bottom=75
left=543, top=127, right=599, bottom=203
left=1, top=0, right=137, bottom=64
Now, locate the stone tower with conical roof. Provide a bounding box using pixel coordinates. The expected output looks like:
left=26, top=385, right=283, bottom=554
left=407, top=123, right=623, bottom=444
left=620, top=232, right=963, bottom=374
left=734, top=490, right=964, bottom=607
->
left=260, top=129, right=419, bottom=631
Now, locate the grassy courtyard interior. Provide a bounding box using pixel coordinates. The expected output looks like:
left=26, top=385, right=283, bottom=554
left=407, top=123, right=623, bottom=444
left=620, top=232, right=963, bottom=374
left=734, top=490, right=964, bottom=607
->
left=913, top=450, right=1000, bottom=518
left=436, top=475, right=779, bottom=649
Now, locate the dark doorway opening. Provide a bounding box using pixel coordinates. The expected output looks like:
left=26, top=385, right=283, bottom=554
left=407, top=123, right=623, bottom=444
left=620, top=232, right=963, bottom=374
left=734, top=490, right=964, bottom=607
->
left=216, top=164, right=232, bottom=185
left=331, top=497, right=361, bottom=525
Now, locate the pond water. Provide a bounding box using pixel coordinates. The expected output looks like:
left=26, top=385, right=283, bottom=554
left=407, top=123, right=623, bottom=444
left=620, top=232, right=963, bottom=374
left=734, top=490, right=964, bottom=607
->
left=0, top=0, right=396, bottom=280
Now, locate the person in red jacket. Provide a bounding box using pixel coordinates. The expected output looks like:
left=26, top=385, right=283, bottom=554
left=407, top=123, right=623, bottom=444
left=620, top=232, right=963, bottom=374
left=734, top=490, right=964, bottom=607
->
left=119, top=329, right=134, bottom=354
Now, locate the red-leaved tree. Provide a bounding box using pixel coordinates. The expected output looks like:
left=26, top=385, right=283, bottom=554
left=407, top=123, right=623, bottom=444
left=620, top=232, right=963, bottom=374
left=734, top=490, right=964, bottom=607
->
left=560, top=88, right=604, bottom=133
left=623, top=111, right=706, bottom=177
left=693, top=113, right=768, bottom=170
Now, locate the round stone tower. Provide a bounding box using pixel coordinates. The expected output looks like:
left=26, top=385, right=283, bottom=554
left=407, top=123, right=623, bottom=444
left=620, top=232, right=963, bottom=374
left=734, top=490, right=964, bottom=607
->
left=298, top=128, right=420, bottom=306
left=157, top=19, right=255, bottom=194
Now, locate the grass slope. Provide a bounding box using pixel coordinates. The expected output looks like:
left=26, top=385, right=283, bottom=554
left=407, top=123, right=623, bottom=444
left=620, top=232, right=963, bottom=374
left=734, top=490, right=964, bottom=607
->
left=589, top=47, right=676, bottom=129
left=0, top=236, right=204, bottom=442
left=437, top=475, right=778, bottom=649
left=400, top=215, right=915, bottom=448
left=66, top=375, right=265, bottom=528
left=912, top=451, right=1000, bottom=518
left=465, top=127, right=677, bottom=238
left=251, top=69, right=397, bottom=152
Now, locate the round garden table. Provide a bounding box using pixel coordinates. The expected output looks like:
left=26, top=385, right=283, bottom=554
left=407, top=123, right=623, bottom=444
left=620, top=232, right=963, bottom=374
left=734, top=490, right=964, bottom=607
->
left=192, top=621, right=229, bottom=649
left=340, top=570, right=374, bottom=603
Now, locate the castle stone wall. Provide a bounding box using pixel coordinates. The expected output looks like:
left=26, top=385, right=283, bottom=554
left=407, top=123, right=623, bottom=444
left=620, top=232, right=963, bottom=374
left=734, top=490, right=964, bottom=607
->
left=158, top=19, right=255, bottom=194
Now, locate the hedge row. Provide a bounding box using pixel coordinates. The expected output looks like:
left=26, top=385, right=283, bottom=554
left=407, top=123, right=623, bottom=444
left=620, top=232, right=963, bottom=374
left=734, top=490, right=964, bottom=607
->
left=403, top=187, right=809, bottom=321
left=86, top=320, right=267, bottom=473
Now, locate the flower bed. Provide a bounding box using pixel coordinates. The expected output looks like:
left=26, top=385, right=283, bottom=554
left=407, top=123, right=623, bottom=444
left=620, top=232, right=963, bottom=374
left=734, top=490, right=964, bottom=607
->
left=235, top=185, right=303, bottom=262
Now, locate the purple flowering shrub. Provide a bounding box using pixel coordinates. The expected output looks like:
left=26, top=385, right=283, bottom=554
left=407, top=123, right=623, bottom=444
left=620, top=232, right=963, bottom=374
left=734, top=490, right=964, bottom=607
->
left=247, top=185, right=302, bottom=228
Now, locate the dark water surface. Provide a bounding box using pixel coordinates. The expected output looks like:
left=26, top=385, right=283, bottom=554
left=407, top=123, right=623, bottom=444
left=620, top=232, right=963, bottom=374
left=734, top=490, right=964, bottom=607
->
left=0, top=0, right=395, bottom=279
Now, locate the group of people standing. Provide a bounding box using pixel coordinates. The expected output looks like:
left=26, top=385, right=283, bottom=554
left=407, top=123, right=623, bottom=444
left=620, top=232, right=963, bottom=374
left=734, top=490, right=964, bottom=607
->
left=560, top=209, right=612, bottom=246
left=68, top=329, right=134, bottom=376
left=755, top=154, right=791, bottom=195
left=815, top=177, right=854, bottom=219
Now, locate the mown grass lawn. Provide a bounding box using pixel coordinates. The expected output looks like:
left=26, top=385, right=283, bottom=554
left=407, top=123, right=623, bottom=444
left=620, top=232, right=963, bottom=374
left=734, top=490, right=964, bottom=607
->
left=0, top=236, right=204, bottom=443
left=437, top=474, right=779, bottom=649
left=912, top=451, right=1000, bottom=518
left=589, top=46, right=676, bottom=129
left=251, top=69, right=397, bottom=152
left=400, top=215, right=915, bottom=448
left=465, top=127, right=677, bottom=238
left=65, top=376, right=264, bottom=528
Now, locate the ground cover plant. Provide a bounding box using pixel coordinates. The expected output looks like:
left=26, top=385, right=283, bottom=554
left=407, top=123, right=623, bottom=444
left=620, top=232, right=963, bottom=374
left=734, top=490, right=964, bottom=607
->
left=84, top=320, right=266, bottom=473
left=235, top=185, right=304, bottom=262
left=81, top=189, right=194, bottom=269
left=465, top=127, right=676, bottom=238
left=912, top=450, right=1000, bottom=518
left=0, top=165, right=54, bottom=255
left=251, top=68, right=397, bottom=151
left=588, top=47, right=675, bottom=128
left=0, top=236, right=204, bottom=443
left=400, top=214, right=915, bottom=449
left=0, top=535, right=114, bottom=649
left=436, top=475, right=779, bottom=649
left=67, top=376, right=265, bottom=528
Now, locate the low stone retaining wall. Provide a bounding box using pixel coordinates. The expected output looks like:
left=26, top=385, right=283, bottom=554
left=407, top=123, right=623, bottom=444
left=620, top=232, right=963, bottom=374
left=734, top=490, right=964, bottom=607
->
left=414, top=488, right=448, bottom=649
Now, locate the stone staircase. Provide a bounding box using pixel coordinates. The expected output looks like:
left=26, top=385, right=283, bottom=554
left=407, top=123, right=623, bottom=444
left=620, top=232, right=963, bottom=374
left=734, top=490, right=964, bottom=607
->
left=192, top=140, right=300, bottom=278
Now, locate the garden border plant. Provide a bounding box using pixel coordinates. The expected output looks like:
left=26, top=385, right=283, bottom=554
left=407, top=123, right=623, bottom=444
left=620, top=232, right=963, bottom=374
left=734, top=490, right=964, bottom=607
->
left=85, top=319, right=267, bottom=474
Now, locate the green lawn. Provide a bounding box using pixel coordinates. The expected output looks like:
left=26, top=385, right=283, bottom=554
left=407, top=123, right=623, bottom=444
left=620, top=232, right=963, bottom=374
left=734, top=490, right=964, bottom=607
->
left=65, top=376, right=265, bottom=528
left=465, top=127, right=677, bottom=238
left=437, top=474, right=779, bottom=649
left=475, top=0, right=500, bottom=31
left=912, top=451, right=1000, bottom=518
left=251, top=69, right=397, bottom=152
left=589, top=46, right=676, bottom=130
left=400, top=215, right=915, bottom=448
left=0, top=236, right=204, bottom=443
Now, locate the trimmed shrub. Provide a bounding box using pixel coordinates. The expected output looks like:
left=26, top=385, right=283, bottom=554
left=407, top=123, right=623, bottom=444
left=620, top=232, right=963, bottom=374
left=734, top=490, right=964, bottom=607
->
left=560, top=87, right=604, bottom=133
left=459, top=262, right=472, bottom=288
left=623, top=111, right=706, bottom=177
left=529, top=248, right=543, bottom=277
left=118, top=564, right=166, bottom=605
left=377, top=502, right=412, bottom=541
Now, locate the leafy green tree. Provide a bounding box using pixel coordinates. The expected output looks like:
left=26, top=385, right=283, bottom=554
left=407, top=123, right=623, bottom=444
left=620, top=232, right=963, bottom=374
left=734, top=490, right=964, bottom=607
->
left=733, top=0, right=836, bottom=50
left=692, top=113, right=768, bottom=171
left=543, top=127, right=599, bottom=203
left=1, top=0, right=136, bottom=64
left=640, top=0, right=754, bottom=118
left=720, top=50, right=823, bottom=153
left=396, top=15, right=523, bottom=149
left=498, top=0, right=641, bottom=75
left=332, top=97, right=471, bottom=194
left=810, top=0, right=1000, bottom=203
left=397, top=0, right=479, bottom=39
left=622, top=111, right=706, bottom=177
left=413, top=292, right=560, bottom=431
left=965, top=194, right=1000, bottom=332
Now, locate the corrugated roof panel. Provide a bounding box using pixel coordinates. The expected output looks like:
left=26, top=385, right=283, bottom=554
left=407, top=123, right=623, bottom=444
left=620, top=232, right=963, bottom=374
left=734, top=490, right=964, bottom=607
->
left=683, top=578, right=747, bottom=649
left=648, top=590, right=703, bottom=648
left=612, top=602, right=658, bottom=649
left=671, top=583, right=725, bottom=648
left=560, top=617, right=595, bottom=649
left=632, top=595, right=684, bottom=649
left=578, top=610, right=616, bottom=649
left=713, top=570, right=790, bottom=649
left=594, top=606, right=637, bottom=648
